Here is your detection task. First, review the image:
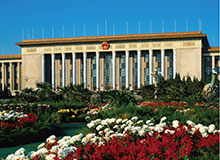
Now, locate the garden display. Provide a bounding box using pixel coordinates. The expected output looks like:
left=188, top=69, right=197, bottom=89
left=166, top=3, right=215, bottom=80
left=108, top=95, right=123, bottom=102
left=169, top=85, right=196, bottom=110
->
left=4, top=117, right=219, bottom=159
left=0, top=77, right=219, bottom=159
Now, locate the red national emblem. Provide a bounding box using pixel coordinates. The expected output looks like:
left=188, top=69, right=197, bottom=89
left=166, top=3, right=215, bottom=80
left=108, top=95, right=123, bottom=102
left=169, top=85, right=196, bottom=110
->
left=101, top=42, right=109, bottom=50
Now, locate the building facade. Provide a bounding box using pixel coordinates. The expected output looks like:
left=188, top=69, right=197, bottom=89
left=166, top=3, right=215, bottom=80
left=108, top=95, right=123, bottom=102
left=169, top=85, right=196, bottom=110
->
left=0, top=31, right=219, bottom=93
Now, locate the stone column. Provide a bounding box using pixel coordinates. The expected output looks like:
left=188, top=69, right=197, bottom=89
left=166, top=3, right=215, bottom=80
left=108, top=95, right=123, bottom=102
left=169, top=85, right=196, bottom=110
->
left=62, top=53, right=66, bottom=87
left=161, top=49, right=165, bottom=77
left=72, top=52, right=76, bottom=85
left=212, top=56, right=215, bottom=69
left=18, top=62, right=21, bottom=90
left=51, top=54, right=55, bottom=89
left=112, top=51, right=116, bottom=90
left=10, top=62, right=13, bottom=91
left=42, top=54, right=45, bottom=83
left=173, top=49, right=176, bottom=79
left=83, top=52, right=87, bottom=88
left=137, top=50, right=141, bottom=88
left=125, top=50, right=129, bottom=89
left=2, top=63, right=5, bottom=91
left=96, top=52, right=100, bottom=90
left=149, top=50, right=153, bottom=84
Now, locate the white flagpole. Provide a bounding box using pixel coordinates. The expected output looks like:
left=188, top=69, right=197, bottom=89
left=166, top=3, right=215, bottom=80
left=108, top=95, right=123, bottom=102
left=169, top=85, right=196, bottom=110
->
left=52, top=25, right=54, bottom=38
left=150, top=20, right=152, bottom=33
left=42, top=26, right=44, bottom=39
left=138, top=21, right=141, bottom=34
left=32, top=28, right=34, bottom=39
left=113, top=22, right=115, bottom=35
left=105, top=18, right=107, bottom=35
left=22, top=28, right=24, bottom=40
left=97, top=24, right=99, bottom=36
left=186, top=18, right=188, bottom=32
left=28, top=30, right=30, bottom=39
left=162, top=20, right=164, bottom=33
left=174, top=19, right=176, bottom=32
left=62, top=25, right=64, bottom=37
left=84, top=24, right=86, bottom=36
left=126, top=22, right=128, bottom=34
left=73, top=24, right=75, bottom=37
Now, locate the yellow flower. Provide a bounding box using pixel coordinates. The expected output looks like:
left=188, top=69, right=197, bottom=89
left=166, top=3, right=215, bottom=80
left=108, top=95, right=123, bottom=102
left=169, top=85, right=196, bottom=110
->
left=71, top=115, right=76, bottom=118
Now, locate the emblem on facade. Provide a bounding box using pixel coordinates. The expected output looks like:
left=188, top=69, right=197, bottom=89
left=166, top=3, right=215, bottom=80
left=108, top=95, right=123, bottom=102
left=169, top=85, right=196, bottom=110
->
left=101, top=42, right=109, bottom=50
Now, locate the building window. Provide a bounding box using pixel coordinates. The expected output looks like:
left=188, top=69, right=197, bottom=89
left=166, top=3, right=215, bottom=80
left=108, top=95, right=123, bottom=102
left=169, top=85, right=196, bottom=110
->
left=204, top=56, right=212, bottom=82
left=144, top=53, right=150, bottom=84
left=168, top=67, right=173, bottom=79
left=91, top=56, right=96, bottom=90
left=133, top=54, right=138, bottom=85
left=104, top=55, right=112, bottom=89
left=156, top=53, right=161, bottom=62
left=60, top=70, right=62, bottom=87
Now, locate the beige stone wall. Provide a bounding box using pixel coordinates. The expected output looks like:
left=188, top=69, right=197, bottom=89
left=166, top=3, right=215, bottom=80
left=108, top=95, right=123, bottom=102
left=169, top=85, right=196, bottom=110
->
left=17, top=38, right=205, bottom=90
left=22, top=54, right=42, bottom=89
left=176, top=48, right=202, bottom=80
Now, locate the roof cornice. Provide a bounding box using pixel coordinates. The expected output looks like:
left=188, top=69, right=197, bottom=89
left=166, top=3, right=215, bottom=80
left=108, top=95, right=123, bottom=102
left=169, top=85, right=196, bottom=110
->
left=16, top=31, right=207, bottom=46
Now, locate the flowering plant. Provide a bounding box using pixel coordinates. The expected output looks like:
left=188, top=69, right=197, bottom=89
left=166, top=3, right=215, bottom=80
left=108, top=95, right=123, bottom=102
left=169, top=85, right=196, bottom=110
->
left=0, top=110, right=37, bottom=129
left=4, top=116, right=219, bottom=160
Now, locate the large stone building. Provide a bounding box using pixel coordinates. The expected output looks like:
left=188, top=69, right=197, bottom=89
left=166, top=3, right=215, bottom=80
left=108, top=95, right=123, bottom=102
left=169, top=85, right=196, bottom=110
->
left=0, top=31, right=219, bottom=94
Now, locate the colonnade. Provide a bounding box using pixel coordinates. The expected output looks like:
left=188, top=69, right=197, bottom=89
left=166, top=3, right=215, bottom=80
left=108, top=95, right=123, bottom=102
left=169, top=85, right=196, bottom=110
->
left=42, top=49, right=176, bottom=90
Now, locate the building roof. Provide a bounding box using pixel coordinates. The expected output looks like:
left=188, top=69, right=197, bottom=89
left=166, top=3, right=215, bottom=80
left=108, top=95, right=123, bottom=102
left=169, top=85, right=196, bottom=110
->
left=16, top=31, right=209, bottom=47
left=0, top=54, right=22, bottom=60
left=208, top=47, right=220, bottom=52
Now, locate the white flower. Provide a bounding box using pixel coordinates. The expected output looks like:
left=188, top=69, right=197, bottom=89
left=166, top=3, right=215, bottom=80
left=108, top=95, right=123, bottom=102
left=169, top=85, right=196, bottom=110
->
left=98, top=130, right=104, bottom=135
left=15, top=148, right=25, bottom=156
left=105, top=130, right=114, bottom=137
left=82, top=133, right=96, bottom=144
left=46, top=135, right=56, bottom=144
left=202, top=133, right=208, bottom=138
left=208, top=124, right=215, bottom=133
left=186, top=120, right=195, bottom=126
left=137, top=120, right=143, bottom=124
left=6, top=154, right=15, bottom=160
left=104, top=128, right=110, bottom=133
left=122, top=119, right=128, bottom=123
left=131, top=116, right=138, bottom=121
left=116, top=118, right=122, bottom=124
left=160, top=116, right=167, bottom=123
left=113, top=125, right=119, bottom=129
left=159, top=122, right=166, bottom=128
left=37, top=143, right=45, bottom=149
left=87, top=122, right=95, bottom=128
left=199, top=126, right=207, bottom=134
left=58, top=149, right=69, bottom=159
left=165, top=129, right=175, bottom=135
left=96, top=125, right=103, bottom=131
left=70, top=133, right=83, bottom=143
left=36, top=148, right=47, bottom=157
left=172, top=120, right=179, bottom=128
left=146, top=120, right=151, bottom=124
left=101, top=120, right=108, bottom=125
left=51, top=145, right=59, bottom=153
left=46, top=154, right=56, bottom=160
left=154, top=125, right=164, bottom=133
left=138, top=129, right=146, bottom=136
left=108, top=118, right=116, bottom=124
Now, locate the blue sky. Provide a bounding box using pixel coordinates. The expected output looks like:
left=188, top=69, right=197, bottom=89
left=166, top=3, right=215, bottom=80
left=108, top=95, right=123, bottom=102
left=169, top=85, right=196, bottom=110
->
left=0, top=0, right=219, bottom=55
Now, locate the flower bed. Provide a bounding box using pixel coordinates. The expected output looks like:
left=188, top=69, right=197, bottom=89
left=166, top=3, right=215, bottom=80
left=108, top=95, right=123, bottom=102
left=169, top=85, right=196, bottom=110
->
left=0, top=110, right=37, bottom=129
left=4, top=117, right=219, bottom=159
